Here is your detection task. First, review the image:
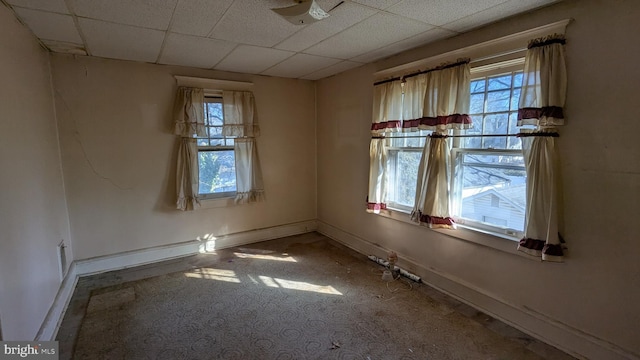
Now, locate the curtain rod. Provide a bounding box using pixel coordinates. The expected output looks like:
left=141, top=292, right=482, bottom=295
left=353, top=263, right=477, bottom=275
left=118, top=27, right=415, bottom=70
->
left=373, top=58, right=470, bottom=86
left=372, top=133, right=559, bottom=139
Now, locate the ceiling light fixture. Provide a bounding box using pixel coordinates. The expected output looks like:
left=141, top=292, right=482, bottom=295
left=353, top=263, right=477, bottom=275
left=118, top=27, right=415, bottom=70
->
left=271, top=0, right=330, bottom=25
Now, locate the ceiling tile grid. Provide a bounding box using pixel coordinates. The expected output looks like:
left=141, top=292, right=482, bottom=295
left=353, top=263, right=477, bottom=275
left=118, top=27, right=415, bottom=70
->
left=12, top=7, right=81, bottom=43
left=4, top=0, right=562, bottom=80
left=215, top=45, right=294, bottom=74
left=303, top=12, right=433, bottom=60
left=158, top=33, right=236, bottom=69
left=79, top=18, right=165, bottom=63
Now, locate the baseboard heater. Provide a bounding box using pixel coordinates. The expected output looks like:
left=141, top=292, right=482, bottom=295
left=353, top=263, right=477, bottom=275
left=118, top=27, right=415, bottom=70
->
left=367, top=255, right=422, bottom=283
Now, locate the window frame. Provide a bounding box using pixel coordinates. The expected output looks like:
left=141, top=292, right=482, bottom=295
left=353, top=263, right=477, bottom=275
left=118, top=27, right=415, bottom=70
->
left=383, top=61, right=528, bottom=241
left=197, top=96, right=236, bottom=201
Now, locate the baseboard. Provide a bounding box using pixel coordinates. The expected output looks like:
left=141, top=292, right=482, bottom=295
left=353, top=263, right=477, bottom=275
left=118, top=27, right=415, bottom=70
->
left=37, top=219, right=317, bottom=341
left=317, top=220, right=638, bottom=360
left=35, top=262, right=78, bottom=342
left=75, top=220, right=318, bottom=276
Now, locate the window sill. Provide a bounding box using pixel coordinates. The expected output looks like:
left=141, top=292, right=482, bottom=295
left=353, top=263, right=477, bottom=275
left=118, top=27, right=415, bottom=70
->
left=198, top=196, right=236, bottom=209
left=376, top=207, right=540, bottom=261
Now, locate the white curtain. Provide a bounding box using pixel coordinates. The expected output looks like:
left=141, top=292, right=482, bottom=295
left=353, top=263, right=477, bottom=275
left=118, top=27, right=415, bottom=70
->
left=518, top=35, right=567, bottom=127
left=367, top=138, right=388, bottom=213
left=411, top=61, right=471, bottom=228
left=173, top=87, right=206, bottom=137
left=517, top=35, right=567, bottom=261
left=222, top=91, right=264, bottom=204
left=402, top=61, right=472, bottom=132
left=518, top=133, right=563, bottom=262
left=173, top=87, right=205, bottom=211
left=411, top=135, right=454, bottom=228
left=371, top=80, right=403, bottom=134
left=176, top=137, right=199, bottom=211
left=234, top=138, right=264, bottom=204
left=222, top=91, right=259, bottom=137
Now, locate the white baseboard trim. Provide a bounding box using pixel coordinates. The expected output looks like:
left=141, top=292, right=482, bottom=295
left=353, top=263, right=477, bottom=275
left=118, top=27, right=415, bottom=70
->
left=35, top=262, right=78, bottom=342
left=317, top=220, right=638, bottom=360
left=37, top=220, right=317, bottom=341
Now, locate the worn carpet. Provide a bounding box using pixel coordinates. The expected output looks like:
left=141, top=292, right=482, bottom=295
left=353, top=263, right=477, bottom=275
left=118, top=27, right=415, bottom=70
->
left=71, top=233, right=569, bottom=359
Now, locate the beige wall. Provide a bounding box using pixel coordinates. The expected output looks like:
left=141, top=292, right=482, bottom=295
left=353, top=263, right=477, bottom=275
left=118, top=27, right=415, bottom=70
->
left=317, top=0, right=640, bottom=358
left=0, top=5, right=72, bottom=340
left=50, top=55, right=317, bottom=260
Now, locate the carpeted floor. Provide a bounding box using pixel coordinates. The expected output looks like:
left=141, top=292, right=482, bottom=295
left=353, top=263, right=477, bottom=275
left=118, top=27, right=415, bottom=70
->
left=58, top=232, right=575, bottom=360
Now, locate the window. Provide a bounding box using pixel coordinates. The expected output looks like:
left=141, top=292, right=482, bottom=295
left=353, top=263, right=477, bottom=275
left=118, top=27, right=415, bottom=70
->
left=196, top=97, right=236, bottom=199
left=386, top=65, right=528, bottom=238
left=452, top=70, right=526, bottom=236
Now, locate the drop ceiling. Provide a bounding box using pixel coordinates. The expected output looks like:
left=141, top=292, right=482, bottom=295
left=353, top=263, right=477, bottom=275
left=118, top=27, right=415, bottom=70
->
left=4, top=0, right=560, bottom=80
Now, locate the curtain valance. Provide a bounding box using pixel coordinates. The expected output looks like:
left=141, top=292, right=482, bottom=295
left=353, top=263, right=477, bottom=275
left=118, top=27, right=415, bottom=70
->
left=222, top=91, right=259, bottom=137
left=518, top=35, right=567, bottom=126
left=371, top=81, right=403, bottom=134
left=173, top=87, right=206, bottom=137
left=402, top=60, right=472, bottom=133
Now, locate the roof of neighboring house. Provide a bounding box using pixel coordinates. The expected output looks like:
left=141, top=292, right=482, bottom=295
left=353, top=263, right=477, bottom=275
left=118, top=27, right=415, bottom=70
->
left=462, top=184, right=527, bottom=212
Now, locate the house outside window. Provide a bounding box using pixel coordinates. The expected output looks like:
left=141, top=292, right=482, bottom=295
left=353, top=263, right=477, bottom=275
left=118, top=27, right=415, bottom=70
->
left=386, top=63, right=528, bottom=238
left=196, top=97, right=236, bottom=199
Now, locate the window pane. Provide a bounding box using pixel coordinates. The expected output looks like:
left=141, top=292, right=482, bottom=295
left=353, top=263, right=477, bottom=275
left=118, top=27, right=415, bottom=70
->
left=487, top=74, right=512, bottom=90
left=207, top=103, right=223, bottom=126
left=209, top=126, right=222, bottom=138
left=209, top=138, right=225, bottom=146
left=458, top=153, right=526, bottom=231
left=510, top=88, right=521, bottom=111
left=464, top=115, right=483, bottom=148
left=198, top=150, right=236, bottom=194
left=513, top=72, right=523, bottom=88
left=394, top=151, right=422, bottom=207
left=486, top=90, right=511, bottom=112
left=197, top=138, right=209, bottom=147
left=470, top=79, right=485, bottom=93
left=508, top=113, right=521, bottom=149
left=482, top=114, right=508, bottom=149
left=470, top=93, right=484, bottom=114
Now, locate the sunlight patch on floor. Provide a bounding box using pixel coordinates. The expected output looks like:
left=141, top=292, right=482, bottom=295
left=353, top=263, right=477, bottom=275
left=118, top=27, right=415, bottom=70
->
left=259, top=276, right=342, bottom=295
left=234, top=252, right=297, bottom=262
left=184, top=268, right=240, bottom=283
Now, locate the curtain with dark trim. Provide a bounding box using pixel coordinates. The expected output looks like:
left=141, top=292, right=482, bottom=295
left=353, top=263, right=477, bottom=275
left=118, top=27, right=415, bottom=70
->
left=411, top=61, right=471, bottom=228
left=517, top=35, right=567, bottom=262
left=173, top=87, right=205, bottom=211
left=402, top=59, right=472, bottom=132
left=518, top=132, right=564, bottom=262
left=518, top=35, right=567, bottom=127
left=371, top=80, right=403, bottom=134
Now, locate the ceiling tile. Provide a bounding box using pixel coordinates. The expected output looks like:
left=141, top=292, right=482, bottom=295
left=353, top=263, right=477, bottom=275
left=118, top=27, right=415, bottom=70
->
left=12, top=8, right=82, bottom=43
left=442, top=0, right=560, bottom=33
left=304, top=12, right=432, bottom=60
left=351, top=0, right=402, bottom=10
left=352, top=27, right=455, bottom=63
left=170, top=0, right=234, bottom=37
left=79, top=18, right=165, bottom=62
left=158, top=33, right=236, bottom=69
left=261, top=53, right=342, bottom=78
left=387, top=0, right=509, bottom=26
left=215, top=45, right=294, bottom=74
left=41, top=39, right=87, bottom=55
left=5, top=0, right=69, bottom=14
left=275, top=1, right=377, bottom=52
left=208, top=0, right=301, bottom=47
left=69, top=0, right=177, bottom=30
left=301, top=60, right=363, bottom=80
